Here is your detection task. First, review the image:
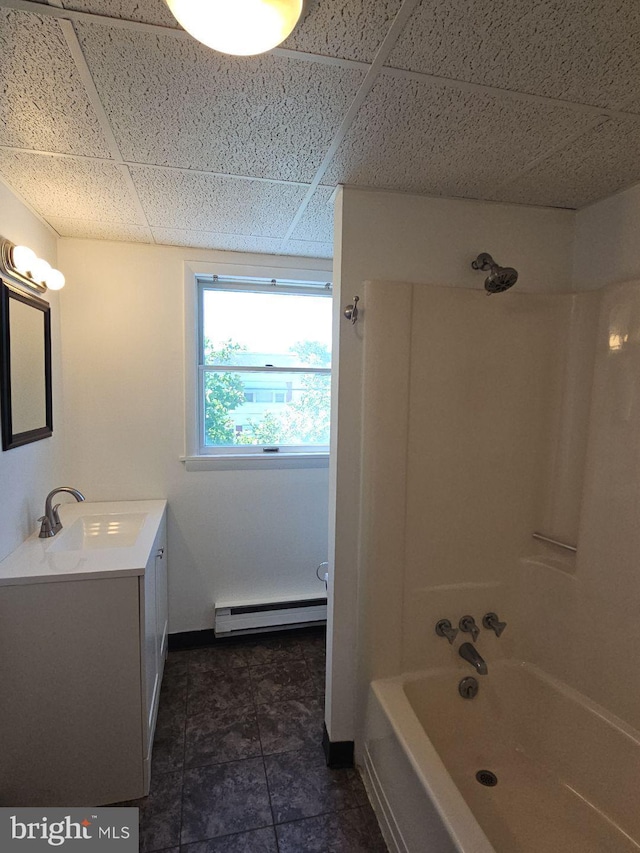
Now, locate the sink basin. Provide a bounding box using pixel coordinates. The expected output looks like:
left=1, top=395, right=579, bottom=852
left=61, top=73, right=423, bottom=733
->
left=47, top=513, right=147, bottom=552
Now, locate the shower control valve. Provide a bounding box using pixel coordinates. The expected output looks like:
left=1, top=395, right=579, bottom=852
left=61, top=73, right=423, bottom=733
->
left=483, top=612, right=507, bottom=637
left=435, top=619, right=459, bottom=645
left=459, top=615, right=480, bottom=643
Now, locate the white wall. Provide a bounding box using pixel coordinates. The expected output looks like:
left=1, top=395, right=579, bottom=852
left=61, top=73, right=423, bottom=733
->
left=327, top=187, right=576, bottom=743
left=0, top=182, right=65, bottom=561
left=573, top=183, right=640, bottom=290
left=57, top=239, right=331, bottom=633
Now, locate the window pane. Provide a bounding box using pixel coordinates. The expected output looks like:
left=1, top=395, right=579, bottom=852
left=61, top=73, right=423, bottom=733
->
left=202, top=289, right=332, bottom=369
left=203, top=370, right=330, bottom=447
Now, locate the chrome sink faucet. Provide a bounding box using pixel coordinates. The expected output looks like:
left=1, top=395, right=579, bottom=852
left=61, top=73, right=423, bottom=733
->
left=39, top=487, right=86, bottom=538
left=459, top=642, right=488, bottom=675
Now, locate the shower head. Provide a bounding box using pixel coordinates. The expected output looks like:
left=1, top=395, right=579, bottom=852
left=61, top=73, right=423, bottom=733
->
left=471, top=252, right=519, bottom=295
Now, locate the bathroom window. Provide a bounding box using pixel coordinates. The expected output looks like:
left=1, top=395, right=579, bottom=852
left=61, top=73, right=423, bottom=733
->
left=196, top=276, right=332, bottom=457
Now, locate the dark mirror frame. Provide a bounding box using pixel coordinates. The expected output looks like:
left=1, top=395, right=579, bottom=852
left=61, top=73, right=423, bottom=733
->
left=0, top=279, right=52, bottom=451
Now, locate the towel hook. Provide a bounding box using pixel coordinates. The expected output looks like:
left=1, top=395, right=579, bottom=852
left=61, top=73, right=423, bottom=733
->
left=344, top=295, right=359, bottom=324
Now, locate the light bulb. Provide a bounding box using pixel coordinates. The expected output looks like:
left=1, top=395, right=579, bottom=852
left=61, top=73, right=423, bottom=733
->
left=30, top=258, right=52, bottom=285
left=11, top=245, right=36, bottom=276
left=165, top=0, right=304, bottom=56
left=47, top=269, right=66, bottom=291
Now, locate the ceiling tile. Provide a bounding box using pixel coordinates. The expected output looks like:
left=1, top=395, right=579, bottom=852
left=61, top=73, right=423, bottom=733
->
left=283, top=0, right=401, bottom=62
left=285, top=239, right=333, bottom=259
left=0, top=10, right=111, bottom=157
left=49, top=217, right=152, bottom=242
left=290, top=186, right=334, bottom=242
left=60, top=0, right=178, bottom=27
left=0, top=151, right=144, bottom=222
left=388, top=0, right=640, bottom=109
left=152, top=228, right=284, bottom=255
left=76, top=23, right=365, bottom=181
left=153, top=229, right=332, bottom=259
left=323, top=73, right=597, bottom=201
left=130, top=167, right=308, bottom=237
left=488, top=118, right=640, bottom=209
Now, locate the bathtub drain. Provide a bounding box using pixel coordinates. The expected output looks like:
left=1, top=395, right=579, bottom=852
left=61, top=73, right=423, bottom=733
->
left=476, top=770, right=498, bottom=787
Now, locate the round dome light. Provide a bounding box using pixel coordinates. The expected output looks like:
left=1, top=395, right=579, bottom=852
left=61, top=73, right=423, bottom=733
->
left=165, top=0, right=304, bottom=56
left=47, top=268, right=66, bottom=291
left=11, top=245, right=37, bottom=276
left=30, top=258, right=52, bottom=285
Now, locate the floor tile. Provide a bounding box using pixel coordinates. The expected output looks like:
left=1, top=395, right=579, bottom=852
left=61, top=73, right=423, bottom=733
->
left=158, top=670, right=188, bottom=725
left=188, top=645, right=248, bottom=673
left=299, top=632, right=326, bottom=664
left=236, top=634, right=305, bottom=666
left=165, top=651, right=190, bottom=675
left=185, top=707, right=261, bottom=769
left=275, top=806, right=388, bottom=853
left=181, top=758, right=272, bottom=845
left=187, top=668, right=253, bottom=717
left=304, top=656, right=326, bottom=696
left=265, top=747, right=358, bottom=823
left=152, top=717, right=186, bottom=774
left=179, top=826, right=278, bottom=852
left=119, top=771, right=183, bottom=853
left=249, top=660, right=317, bottom=705
left=348, top=769, right=370, bottom=807
left=256, top=697, right=325, bottom=755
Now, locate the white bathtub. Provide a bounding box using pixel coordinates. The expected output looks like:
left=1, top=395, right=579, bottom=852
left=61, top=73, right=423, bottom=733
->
left=364, top=660, right=640, bottom=853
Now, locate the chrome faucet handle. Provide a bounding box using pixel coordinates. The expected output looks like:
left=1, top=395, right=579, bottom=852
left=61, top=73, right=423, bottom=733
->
left=483, top=612, right=507, bottom=637
left=459, top=615, right=480, bottom=643
left=51, top=503, right=62, bottom=526
left=435, top=619, right=459, bottom=645
left=37, top=516, right=55, bottom=538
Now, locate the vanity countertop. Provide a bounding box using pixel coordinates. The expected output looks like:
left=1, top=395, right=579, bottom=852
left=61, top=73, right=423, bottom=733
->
left=0, top=500, right=167, bottom=587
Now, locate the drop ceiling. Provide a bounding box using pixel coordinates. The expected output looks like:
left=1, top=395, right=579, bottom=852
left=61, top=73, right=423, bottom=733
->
left=0, top=0, right=639, bottom=258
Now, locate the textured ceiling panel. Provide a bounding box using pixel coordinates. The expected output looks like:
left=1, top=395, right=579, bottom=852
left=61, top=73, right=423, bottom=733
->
left=488, top=118, right=640, bottom=209
left=323, top=73, right=597, bottom=202
left=49, top=217, right=152, bottom=242
left=285, top=239, right=333, bottom=259
left=290, top=186, right=334, bottom=242
left=0, top=10, right=111, bottom=156
left=77, top=23, right=365, bottom=181
left=389, top=0, right=640, bottom=109
left=283, top=0, right=401, bottom=62
left=152, top=228, right=284, bottom=255
left=59, top=0, right=178, bottom=27
left=130, top=167, right=308, bottom=236
left=153, top=228, right=332, bottom=259
left=0, top=151, right=144, bottom=222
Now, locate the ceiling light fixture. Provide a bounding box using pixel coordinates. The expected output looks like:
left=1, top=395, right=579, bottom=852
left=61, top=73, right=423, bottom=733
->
left=164, top=0, right=305, bottom=56
left=0, top=239, right=65, bottom=293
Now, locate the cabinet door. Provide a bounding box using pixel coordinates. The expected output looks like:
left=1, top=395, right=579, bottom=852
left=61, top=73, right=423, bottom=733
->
left=142, top=548, right=158, bottom=756
left=155, top=526, right=168, bottom=669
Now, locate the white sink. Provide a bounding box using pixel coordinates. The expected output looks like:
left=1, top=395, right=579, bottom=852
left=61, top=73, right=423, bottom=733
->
left=47, top=513, right=147, bottom=552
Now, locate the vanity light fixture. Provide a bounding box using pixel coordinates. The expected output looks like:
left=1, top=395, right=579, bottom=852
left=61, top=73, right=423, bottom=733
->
left=164, top=0, right=305, bottom=56
left=0, top=239, right=65, bottom=293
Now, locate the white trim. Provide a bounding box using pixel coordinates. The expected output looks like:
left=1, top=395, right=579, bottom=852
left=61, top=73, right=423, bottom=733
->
left=181, top=453, right=329, bottom=471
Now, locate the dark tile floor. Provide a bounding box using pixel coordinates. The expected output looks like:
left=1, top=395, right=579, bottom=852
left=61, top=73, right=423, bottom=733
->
left=118, top=628, right=387, bottom=852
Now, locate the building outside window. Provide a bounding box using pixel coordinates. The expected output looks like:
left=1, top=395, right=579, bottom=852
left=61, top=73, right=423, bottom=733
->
left=197, top=276, right=332, bottom=455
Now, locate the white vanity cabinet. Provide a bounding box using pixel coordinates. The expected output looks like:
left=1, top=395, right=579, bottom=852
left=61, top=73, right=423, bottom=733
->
left=0, top=500, right=168, bottom=806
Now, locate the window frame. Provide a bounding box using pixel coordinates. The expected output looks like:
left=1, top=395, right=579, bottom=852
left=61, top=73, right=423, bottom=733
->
left=196, top=274, right=332, bottom=458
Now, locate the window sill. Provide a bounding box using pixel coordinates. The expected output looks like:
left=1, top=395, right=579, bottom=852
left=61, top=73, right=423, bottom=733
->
left=180, top=453, right=330, bottom=471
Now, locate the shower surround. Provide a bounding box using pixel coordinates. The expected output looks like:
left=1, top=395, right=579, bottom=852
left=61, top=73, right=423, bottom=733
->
left=355, top=277, right=640, bottom=851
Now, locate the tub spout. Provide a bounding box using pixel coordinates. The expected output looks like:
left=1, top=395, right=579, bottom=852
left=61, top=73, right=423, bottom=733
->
left=459, top=642, right=488, bottom=675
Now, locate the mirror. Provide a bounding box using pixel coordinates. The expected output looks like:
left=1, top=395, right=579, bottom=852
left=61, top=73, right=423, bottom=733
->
left=0, top=280, right=52, bottom=450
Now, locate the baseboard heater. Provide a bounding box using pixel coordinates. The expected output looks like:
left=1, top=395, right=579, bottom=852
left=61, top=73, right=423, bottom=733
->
left=214, top=595, right=327, bottom=636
